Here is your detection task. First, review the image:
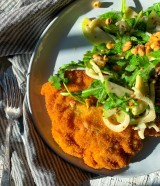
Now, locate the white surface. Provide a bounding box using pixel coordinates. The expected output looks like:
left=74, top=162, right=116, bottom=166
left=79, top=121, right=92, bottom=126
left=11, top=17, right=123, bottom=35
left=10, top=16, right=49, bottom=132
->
left=26, top=0, right=160, bottom=184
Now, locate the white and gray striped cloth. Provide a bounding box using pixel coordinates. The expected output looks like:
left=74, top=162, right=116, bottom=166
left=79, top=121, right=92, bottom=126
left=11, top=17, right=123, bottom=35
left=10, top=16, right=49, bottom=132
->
left=0, top=0, right=97, bottom=185
left=1, top=1, right=160, bottom=186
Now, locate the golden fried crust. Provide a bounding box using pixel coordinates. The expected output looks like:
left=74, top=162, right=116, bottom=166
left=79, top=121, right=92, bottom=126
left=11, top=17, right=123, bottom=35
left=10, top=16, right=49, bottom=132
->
left=145, top=117, right=160, bottom=137
left=41, top=70, right=143, bottom=170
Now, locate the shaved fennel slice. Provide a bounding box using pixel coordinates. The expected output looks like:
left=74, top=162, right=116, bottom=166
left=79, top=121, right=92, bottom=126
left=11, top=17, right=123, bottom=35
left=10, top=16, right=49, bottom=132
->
left=103, top=111, right=130, bottom=132
left=90, top=60, right=104, bottom=82
left=85, top=60, right=108, bottom=82
left=148, top=123, right=160, bottom=132
left=85, top=68, right=101, bottom=80
left=88, top=18, right=105, bottom=31
left=133, top=122, right=159, bottom=140
left=104, top=108, right=117, bottom=118
left=133, top=123, right=146, bottom=139
left=131, top=88, right=156, bottom=125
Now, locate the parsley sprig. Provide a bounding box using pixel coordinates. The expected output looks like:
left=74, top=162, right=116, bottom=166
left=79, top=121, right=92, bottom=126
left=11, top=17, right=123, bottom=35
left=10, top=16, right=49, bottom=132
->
left=48, top=61, right=85, bottom=90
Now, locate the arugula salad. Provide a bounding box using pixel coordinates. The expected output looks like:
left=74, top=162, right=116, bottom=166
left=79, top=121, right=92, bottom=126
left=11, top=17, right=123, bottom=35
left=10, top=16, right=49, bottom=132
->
left=49, top=0, right=160, bottom=139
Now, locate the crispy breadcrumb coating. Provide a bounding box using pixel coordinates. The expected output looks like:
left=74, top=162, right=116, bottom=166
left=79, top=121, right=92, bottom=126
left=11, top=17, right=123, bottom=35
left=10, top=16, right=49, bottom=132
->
left=41, top=70, right=143, bottom=170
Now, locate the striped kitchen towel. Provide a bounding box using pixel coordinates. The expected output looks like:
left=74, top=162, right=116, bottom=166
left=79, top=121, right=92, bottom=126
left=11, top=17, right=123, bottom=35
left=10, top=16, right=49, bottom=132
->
left=0, top=0, right=97, bottom=185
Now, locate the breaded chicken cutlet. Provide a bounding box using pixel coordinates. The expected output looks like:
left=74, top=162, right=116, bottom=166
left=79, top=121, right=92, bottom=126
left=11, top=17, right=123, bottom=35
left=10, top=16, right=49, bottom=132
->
left=41, top=70, right=145, bottom=170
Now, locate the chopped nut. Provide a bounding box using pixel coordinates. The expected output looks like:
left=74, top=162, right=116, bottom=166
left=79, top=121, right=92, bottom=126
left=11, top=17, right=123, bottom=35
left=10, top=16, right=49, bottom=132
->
left=137, top=44, right=145, bottom=56
left=131, top=47, right=138, bottom=55
left=131, top=44, right=145, bottom=56
left=105, top=18, right=112, bottom=25
left=83, top=121, right=89, bottom=129
left=145, top=46, right=151, bottom=55
left=103, top=55, right=109, bottom=62
left=153, top=40, right=160, bottom=51
left=92, top=1, right=102, bottom=8
left=149, top=35, right=158, bottom=42
left=153, top=31, right=160, bottom=39
left=154, top=46, right=160, bottom=51
left=85, top=99, right=91, bottom=109
left=145, top=42, right=150, bottom=47
left=85, top=96, right=97, bottom=108
left=69, top=100, right=76, bottom=108
left=106, top=41, right=115, bottom=49
left=93, top=54, right=108, bottom=67
left=128, top=101, right=134, bottom=107
left=122, top=40, right=132, bottom=52
left=93, top=54, right=102, bottom=60
left=112, top=65, right=122, bottom=71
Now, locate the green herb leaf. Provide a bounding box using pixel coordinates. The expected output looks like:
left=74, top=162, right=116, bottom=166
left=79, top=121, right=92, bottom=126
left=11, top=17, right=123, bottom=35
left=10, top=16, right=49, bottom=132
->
left=49, top=61, right=85, bottom=89
left=99, top=11, right=122, bottom=23
left=103, top=93, right=134, bottom=113
left=82, top=80, right=107, bottom=104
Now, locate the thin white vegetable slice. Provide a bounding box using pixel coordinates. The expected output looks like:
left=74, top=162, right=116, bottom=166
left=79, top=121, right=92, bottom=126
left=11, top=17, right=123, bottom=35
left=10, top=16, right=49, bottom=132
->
left=104, top=108, right=117, bottom=118
left=90, top=60, right=104, bottom=82
left=105, top=80, right=133, bottom=97
left=133, top=123, right=146, bottom=139
left=85, top=60, right=105, bottom=82
left=103, top=111, right=130, bottom=132
left=131, top=87, right=156, bottom=125
left=85, top=68, right=101, bottom=80
left=148, top=123, right=160, bottom=132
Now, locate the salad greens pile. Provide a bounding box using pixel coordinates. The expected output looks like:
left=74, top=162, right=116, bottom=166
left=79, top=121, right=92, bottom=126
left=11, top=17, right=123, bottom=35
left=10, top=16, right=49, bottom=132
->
left=48, top=0, right=160, bottom=139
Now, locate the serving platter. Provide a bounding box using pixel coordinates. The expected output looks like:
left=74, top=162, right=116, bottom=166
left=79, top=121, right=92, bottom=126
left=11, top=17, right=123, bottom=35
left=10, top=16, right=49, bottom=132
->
left=27, top=0, right=160, bottom=177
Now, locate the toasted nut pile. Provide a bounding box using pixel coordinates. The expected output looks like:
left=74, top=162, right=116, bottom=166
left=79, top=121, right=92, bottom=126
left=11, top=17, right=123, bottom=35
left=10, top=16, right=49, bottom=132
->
left=131, top=44, right=145, bottom=56
left=93, top=54, right=109, bottom=67
left=105, top=32, right=160, bottom=58
left=131, top=32, right=160, bottom=56
left=145, top=32, right=160, bottom=52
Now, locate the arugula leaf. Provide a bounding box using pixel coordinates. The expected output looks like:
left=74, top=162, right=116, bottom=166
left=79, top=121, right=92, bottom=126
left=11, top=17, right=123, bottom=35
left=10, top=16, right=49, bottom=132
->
left=125, top=64, right=136, bottom=72
left=109, top=41, right=122, bottom=54
left=126, top=18, right=135, bottom=28
left=148, top=50, right=160, bottom=60
left=82, top=80, right=107, bottom=104
left=133, top=10, right=143, bottom=28
left=99, top=11, right=122, bottom=23
left=63, top=83, right=85, bottom=104
left=153, top=3, right=160, bottom=12
left=103, top=24, right=119, bottom=35
left=132, top=31, right=149, bottom=43
left=122, top=54, right=155, bottom=87
left=103, top=93, right=135, bottom=113
left=144, top=3, right=160, bottom=16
